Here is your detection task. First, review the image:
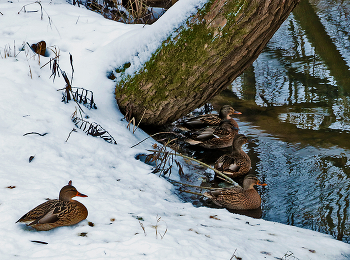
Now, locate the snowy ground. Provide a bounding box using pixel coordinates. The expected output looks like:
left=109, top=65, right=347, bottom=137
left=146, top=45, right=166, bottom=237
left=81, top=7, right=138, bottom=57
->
left=0, top=0, right=350, bottom=259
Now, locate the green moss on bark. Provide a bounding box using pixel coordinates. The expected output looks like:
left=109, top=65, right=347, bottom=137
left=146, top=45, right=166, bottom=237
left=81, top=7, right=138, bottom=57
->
left=115, top=0, right=248, bottom=111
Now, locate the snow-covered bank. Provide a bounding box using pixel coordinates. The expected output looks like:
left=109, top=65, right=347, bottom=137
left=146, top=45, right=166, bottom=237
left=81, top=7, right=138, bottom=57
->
left=0, top=0, right=349, bottom=259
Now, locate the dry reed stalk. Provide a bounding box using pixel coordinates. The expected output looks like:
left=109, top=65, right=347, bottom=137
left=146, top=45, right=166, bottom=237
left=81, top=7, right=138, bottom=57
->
left=139, top=220, right=146, bottom=236
left=153, top=216, right=167, bottom=239
left=146, top=148, right=239, bottom=186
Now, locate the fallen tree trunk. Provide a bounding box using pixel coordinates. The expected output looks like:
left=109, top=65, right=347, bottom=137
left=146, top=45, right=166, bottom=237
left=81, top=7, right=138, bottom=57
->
left=115, top=0, right=300, bottom=126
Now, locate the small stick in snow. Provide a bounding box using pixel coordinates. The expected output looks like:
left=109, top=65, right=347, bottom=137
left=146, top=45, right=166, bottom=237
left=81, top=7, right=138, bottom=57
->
left=139, top=221, right=146, bottom=236
left=230, top=249, right=242, bottom=260
left=31, top=240, right=48, bottom=244
left=65, top=128, right=77, bottom=142
left=23, top=132, right=48, bottom=136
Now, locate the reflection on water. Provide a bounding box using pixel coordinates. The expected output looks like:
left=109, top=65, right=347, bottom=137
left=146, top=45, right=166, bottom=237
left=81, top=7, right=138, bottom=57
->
left=216, top=0, right=350, bottom=243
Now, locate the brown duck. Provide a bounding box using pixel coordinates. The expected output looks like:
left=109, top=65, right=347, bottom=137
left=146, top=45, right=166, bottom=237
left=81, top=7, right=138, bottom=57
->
left=185, top=119, right=239, bottom=149
left=182, top=105, right=241, bottom=129
left=214, top=134, right=251, bottom=179
left=204, top=175, right=266, bottom=210
left=16, top=181, right=88, bottom=231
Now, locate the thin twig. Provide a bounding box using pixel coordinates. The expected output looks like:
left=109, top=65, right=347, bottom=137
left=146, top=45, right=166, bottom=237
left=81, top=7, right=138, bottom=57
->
left=40, top=54, right=60, bottom=69
left=167, top=178, right=222, bottom=190
left=23, top=132, right=48, bottom=136
left=133, top=110, right=146, bottom=133
left=179, top=189, right=205, bottom=197
left=65, top=128, right=77, bottom=142
left=18, top=1, right=43, bottom=20
left=230, top=249, right=240, bottom=260
left=139, top=221, right=146, bottom=236
left=130, top=132, right=182, bottom=148
left=154, top=215, right=167, bottom=239
left=69, top=52, right=74, bottom=83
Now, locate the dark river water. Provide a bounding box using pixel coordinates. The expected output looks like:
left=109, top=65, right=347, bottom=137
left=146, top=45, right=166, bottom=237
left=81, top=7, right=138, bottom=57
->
left=164, top=0, right=350, bottom=244
left=218, top=0, right=350, bottom=243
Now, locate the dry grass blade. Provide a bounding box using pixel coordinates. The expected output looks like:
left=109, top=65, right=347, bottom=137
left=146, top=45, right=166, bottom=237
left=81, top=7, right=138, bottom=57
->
left=179, top=189, right=205, bottom=197
left=125, top=110, right=145, bottom=133
left=230, top=249, right=242, bottom=260
left=139, top=221, right=146, bottom=236
left=130, top=132, right=182, bottom=148
left=133, top=134, right=238, bottom=185
left=47, top=51, right=96, bottom=112
left=174, top=160, right=184, bottom=176
left=40, top=46, right=61, bottom=81
left=1, top=44, right=12, bottom=59
left=126, top=117, right=136, bottom=131
left=65, top=128, right=77, bottom=142
left=146, top=149, right=238, bottom=186
left=23, top=132, right=48, bottom=136
left=154, top=216, right=167, bottom=239
left=166, top=178, right=222, bottom=190
left=281, top=251, right=299, bottom=260
left=62, top=87, right=97, bottom=109
left=83, top=0, right=159, bottom=24
left=18, top=1, right=43, bottom=20
left=71, top=109, right=117, bottom=144
left=69, top=52, right=74, bottom=81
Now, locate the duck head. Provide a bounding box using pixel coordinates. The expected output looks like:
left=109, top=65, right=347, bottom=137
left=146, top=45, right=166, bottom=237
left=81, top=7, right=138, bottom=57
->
left=219, top=105, right=242, bottom=119
left=242, top=175, right=267, bottom=190
left=59, top=180, right=88, bottom=201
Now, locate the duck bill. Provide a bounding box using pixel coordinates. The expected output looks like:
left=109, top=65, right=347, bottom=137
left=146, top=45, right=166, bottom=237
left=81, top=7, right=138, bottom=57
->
left=257, top=181, right=267, bottom=187
left=76, top=191, right=88, bottom=197
left=233, top=111, right=242, bottom=115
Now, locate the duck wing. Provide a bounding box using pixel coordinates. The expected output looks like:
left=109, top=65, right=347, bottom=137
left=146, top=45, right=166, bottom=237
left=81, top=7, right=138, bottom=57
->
left=213, top=123, right=236, bottom=137
left=204, top=187, right=243, bottom=207
left=16, top=199, right=60, bottom=224
left=215, top=154, right=240, bottom=172
left=205, top=188, right=260, bottom=210
left=190, top=127, right=216, bottom=140
left=29, top=201, right=70, bottom=225
left=184, top=114, right=220, bottom=128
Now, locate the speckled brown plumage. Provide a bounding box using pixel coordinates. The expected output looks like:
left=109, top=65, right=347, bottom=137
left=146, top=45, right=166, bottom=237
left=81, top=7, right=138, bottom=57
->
left=16, top=181, right=88, bottom=231
left=214, top=134, right=251, bottom=179
left=182, top=105, right=241, bottom=129
left=185, top=119, right=239, bottom=149
left=204, top=176, right=265, bottom=210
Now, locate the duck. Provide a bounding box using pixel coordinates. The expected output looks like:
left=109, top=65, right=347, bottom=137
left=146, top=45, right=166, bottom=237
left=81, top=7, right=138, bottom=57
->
left=16, top=180, right=88, bottom=231
left=204, top=175, right=266, bottom=210
left=181, top=105, right=241, bottom=129
left=185, top=119, right=239, bottom=149
left=214, top=134, right=251, bottom=179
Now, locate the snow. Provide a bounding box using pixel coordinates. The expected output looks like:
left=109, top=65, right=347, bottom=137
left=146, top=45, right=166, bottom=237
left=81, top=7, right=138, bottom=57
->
left=0, top=0, right=350, bottom=259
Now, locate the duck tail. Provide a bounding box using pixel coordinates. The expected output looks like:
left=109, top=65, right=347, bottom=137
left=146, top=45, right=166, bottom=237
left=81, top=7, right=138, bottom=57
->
left=185, top=138, right=202, bottom=145
left=203, top=191, right=212, bottom=199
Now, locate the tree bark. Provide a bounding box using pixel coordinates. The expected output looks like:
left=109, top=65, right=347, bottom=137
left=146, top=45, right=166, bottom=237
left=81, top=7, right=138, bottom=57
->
left=115, top=0, right=300, bottom=126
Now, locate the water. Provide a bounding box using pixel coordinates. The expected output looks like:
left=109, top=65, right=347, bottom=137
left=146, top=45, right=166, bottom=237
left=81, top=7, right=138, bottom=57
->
left=139, top=0, right=350, bottom=243
left=213, top=0, right=350, bottom=243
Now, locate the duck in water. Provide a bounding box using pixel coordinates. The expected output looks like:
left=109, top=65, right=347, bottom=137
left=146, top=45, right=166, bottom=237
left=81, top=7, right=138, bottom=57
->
left=205, top=175, right=266, bottom=210
left=181, top=105, right=241, bottom=129
left=214, top=134, right=251, bottom=179
left=185, top=119, right=239, bottom=149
